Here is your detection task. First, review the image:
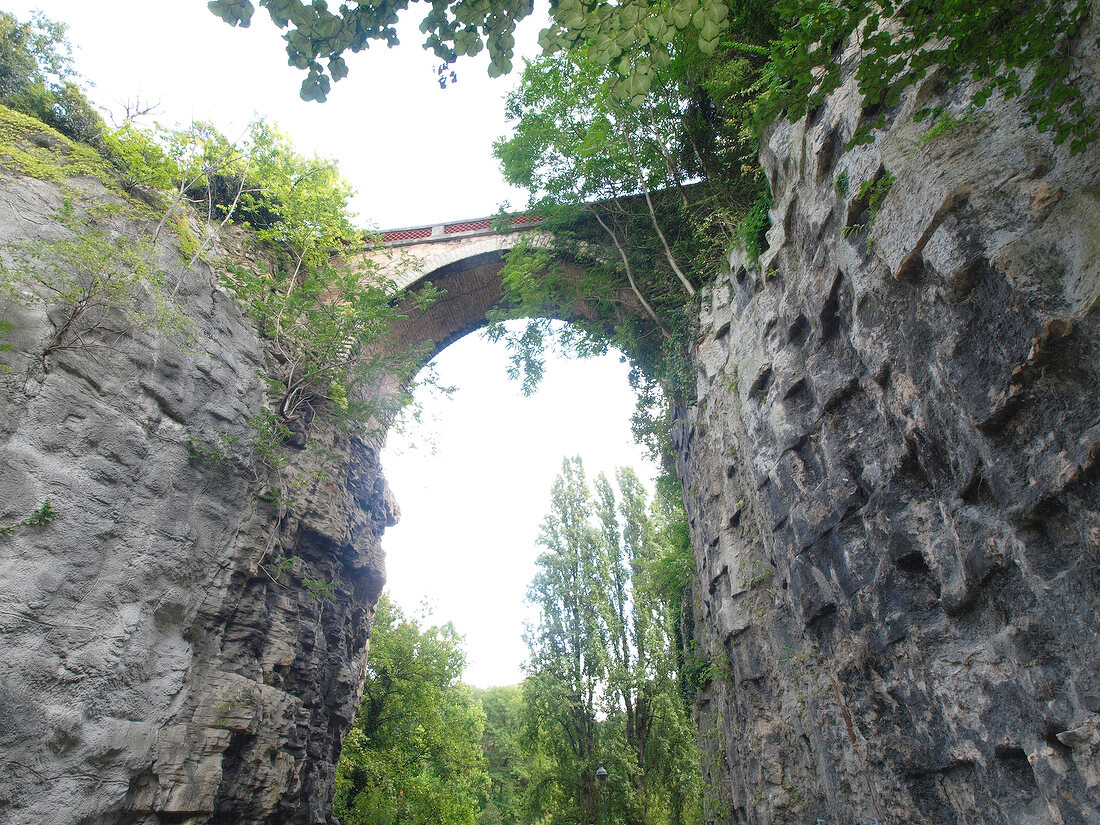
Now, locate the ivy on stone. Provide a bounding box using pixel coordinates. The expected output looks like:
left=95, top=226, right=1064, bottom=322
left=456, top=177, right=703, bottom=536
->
left=756, top=0, right=1098, bottom=153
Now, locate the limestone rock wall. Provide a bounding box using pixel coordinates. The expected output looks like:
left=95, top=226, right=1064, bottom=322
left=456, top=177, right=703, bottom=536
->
left=0, top=170, right=392, bottom=824
left=678, top=15, right=1100, bottom=825
left=4, top=17, right=1100, bottom=823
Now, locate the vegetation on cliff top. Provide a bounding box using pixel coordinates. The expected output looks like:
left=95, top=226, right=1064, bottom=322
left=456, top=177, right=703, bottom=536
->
left=0, top=10, right=441, bottom=538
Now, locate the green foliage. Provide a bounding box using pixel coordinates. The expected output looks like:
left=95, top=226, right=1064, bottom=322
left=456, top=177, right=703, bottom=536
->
left=262, top=554, right=299, bottom=580
left=834, top=169, right=850, bottom=199
left=103, top=119, right=262, bottom=260
left=472, top=685, right=529, bottom=825
left=842, top=170, right=896, bottom=241
left=172, top=214, right=202, bottom=261
left=0, top=209, right=192, bottom=371
left=523, top=457, right=701, bottom=825
left=857, top=171, right=895, bottom=217
left=187, top=430, right=239, bottom=465
left=238, top=121, right=356, bottom=268
left=539, top=0, right=747, bottom=102
left=303, top=576, right=337, bottom=601
left=101, top=118, right=342, bottom=265
left=258, top=553, right=341, bottom=601
left=225, top=259, right=436, bottom=433
left=647, top=474, right=694, bottom=630
left=489, top=41, right=762, bottom=457
left=680, top=645, right=734, bottom=707
left=0, top=10, right=105, bottom=147
left=207, top=123, right=442, bottom=453
left=0, top=104, right=116, bottom=186
left=0, top=100, right=440, bottom=508
left=919, top=107, right=975, bottom=145
left=0, top=319, right=12, bottom=371
left=207, top=0, right=752, bottom=107
left=102, top=121, right=176, bottom=194
left=207, top=0, right=531, bottom=100
left=217, top=0, right=1096, bottom=157
left=23, top=499, right=56, bottom=526
left=757, top=0, right=1097, bottom=153
left=335, top=593, right=488, bottom=825
left=482, top=240, right=690, bottom=461
left=161, top=124, right=444, bottom=494
left=733, top=189, right=771, bottom=262
left=0, top=10, right=71, bottom=98
left=522, top=457, right=612, bottom=825
left=249, top=408, right=292, bottom=470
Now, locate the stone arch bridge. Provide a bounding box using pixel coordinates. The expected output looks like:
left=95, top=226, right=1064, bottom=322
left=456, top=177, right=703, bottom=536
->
left=362, top=212, right=551, bottom=358
left=356, top=211, right=650, bottom=366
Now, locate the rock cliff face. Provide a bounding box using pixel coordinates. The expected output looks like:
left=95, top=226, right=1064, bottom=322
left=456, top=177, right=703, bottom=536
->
left=678, top=14, right=1100, bottom=825
left=3, top=16, right=1100, bottom=823
left=0, top=162, right=393, bottom=823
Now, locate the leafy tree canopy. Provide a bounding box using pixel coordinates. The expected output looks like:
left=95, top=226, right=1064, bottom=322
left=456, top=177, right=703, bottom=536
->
left=522, top=457, right=701, bottom=825
left=209, top=0, right=1096, bottom=153
left=471, top=685, right=529, bottom=825
left=205, top=0, right=740, bottom=101
left=0, top=9, right=71, bottom=98
left=0, top=10, right=103, bottom=145
left=335, top=593, right=489, bottom=825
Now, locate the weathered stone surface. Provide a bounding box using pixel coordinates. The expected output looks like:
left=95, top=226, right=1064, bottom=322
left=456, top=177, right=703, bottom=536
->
left=4, top=16, right=1100, bottom=823
left=680, top=13, right=1100, bottom=825
left=0, top=172, right=392, bottom=824
left=0, top=138, right=645, bottom=823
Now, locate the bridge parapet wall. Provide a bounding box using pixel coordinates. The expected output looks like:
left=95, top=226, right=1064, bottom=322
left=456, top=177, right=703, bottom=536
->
left=359, top=224, right=551, bottom=291
left=379, top=213, right=542, bottom=246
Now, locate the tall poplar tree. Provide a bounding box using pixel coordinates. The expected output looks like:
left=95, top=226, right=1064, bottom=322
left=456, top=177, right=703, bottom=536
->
left=524, top=456, right=606, bottom=825
left=523, top=458, right=701, bottom=825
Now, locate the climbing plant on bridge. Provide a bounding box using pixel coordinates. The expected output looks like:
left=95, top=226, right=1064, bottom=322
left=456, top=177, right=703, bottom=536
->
left=485, top=34, right=764, bottom=459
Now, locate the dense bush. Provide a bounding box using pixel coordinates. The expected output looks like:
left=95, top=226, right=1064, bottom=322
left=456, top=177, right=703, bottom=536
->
left=0, top=11, right=104, bottom=147
left=335, top=594, right=489, bottom=825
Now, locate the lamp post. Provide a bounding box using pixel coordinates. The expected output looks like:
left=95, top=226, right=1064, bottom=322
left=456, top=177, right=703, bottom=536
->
left=596, top=764, right=608, bottom=825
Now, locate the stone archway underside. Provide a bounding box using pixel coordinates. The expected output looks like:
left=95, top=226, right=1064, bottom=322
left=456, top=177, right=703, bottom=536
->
left=359, top=228, right=646, bottom=369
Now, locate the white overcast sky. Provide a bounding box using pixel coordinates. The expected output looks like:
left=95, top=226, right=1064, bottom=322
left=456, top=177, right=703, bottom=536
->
left=4, top=1, right=659, bottom=686
left=5, top=0, right=541, bottom=228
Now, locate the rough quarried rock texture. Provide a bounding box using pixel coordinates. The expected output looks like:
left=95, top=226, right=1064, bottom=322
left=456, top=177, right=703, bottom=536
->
left=678, top=16, right=1100, bottom=825
left=4, top=17, right=1100, bottom=823
left=0, top=126, right=638, bottom=823
left=0, top=167, right=393, bottom=824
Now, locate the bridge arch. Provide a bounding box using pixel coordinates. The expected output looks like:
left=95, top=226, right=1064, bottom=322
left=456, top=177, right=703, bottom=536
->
left=382, top=230, right=552, bottom=358
left=362, top=221, right=652, bottom=369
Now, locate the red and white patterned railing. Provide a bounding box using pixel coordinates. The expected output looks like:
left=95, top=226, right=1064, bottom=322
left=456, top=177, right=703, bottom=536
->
left=380, top=212, right=543, bottom=245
